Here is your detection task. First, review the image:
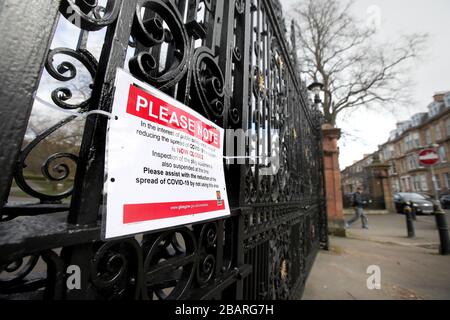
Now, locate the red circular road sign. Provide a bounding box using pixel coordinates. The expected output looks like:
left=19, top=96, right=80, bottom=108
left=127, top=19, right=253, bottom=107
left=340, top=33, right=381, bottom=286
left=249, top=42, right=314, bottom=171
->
left=418, top=149, right=440, bottom=166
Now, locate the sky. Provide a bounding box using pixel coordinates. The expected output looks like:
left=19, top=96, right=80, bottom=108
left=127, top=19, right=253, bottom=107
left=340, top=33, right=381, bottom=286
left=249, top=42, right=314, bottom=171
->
left=280, top=0, right=450, bottom=169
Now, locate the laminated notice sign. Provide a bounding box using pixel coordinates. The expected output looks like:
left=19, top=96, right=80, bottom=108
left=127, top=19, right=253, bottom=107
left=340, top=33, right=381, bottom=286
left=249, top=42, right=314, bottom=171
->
left=102, top=69, right=230, bottom=239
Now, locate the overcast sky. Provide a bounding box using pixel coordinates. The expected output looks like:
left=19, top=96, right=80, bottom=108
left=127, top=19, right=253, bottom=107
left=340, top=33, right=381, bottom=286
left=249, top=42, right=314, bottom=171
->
left=281, top=0, right=450, bottom=169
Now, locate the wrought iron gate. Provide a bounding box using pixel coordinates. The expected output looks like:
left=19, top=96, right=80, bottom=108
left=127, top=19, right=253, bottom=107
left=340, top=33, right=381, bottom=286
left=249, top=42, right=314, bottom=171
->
left=0, top=0, right=327, bottom=300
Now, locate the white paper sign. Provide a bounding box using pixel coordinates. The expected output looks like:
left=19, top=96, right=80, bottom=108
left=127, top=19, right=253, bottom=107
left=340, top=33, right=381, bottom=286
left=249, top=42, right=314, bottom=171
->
left=102, top=69, right=230, bottom=239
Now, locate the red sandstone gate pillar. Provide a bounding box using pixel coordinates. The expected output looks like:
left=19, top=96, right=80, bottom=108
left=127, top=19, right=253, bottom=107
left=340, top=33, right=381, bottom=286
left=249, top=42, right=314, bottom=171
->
left=369, top=155, right=395, bottom=213
left=322, top=124, right=346, bottom=236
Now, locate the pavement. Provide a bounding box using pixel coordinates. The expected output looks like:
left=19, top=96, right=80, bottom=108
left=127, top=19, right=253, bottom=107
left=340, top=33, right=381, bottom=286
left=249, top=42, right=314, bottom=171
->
left=301, top=213, right=450, bottom=300
left=343, top=208, right=390, bottom=216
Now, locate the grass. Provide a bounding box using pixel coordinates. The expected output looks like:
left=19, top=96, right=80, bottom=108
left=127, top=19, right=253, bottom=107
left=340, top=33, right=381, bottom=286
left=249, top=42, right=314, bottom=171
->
left=8, top=177, right=73, bottom=204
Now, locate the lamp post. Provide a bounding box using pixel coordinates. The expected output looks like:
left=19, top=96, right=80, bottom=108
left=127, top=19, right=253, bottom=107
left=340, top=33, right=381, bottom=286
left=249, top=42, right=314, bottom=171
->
left=307, top=81, right=325, bottom=105
left=307, top=81, right=334, bottom=126
left=307, top=82, right=327, bottom=126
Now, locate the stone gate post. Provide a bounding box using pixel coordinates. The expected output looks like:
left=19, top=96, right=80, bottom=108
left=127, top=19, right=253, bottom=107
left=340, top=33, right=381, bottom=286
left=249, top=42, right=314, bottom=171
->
left=369, top=155, right=395, bottom=213
left=322, top=124, right=346, bottom=236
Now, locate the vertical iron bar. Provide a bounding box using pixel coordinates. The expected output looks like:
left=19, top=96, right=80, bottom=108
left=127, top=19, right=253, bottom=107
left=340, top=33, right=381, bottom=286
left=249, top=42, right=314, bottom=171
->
left=215, top=220, right=225, bottom=278
left=229, top=0, right=252, bottom=299
left=68, top=0, right=136, bottom=225
left=255, top=0, right=261, bottom=203
left=65, top=0, right=136, bottom=300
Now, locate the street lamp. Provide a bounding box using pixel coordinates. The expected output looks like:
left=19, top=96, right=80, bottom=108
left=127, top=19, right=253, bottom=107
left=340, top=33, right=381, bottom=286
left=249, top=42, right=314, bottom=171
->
left=307, top=82, right=324, bottom=104
left=307, top=81, right=329, bottom=127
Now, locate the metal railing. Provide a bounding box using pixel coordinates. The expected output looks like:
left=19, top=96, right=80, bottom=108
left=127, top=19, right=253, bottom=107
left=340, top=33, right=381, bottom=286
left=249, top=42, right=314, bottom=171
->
left=0, top=0, right=327, bottom=300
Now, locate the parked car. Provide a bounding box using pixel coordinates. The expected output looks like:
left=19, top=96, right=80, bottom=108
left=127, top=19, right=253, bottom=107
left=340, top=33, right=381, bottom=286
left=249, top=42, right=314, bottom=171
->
left=418, top=193, right=433, bottom=200
left=393, top=192, right=434, bottom=215
left=440, top=195, right=450, bottom=209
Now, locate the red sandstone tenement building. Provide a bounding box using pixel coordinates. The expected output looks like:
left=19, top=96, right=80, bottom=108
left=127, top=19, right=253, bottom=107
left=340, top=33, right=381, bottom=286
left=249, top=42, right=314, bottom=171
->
left=341, top=91, right=450, bottom=211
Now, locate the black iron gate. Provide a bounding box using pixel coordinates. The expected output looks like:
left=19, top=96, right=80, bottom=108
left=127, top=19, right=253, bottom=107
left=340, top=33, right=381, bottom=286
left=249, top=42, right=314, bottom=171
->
left=0, top=0, right=327, bottom=300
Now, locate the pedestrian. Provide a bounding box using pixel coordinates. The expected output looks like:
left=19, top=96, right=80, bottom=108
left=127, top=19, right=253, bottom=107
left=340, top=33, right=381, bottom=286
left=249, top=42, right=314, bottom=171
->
left=345, top=186, right=369, bottom=229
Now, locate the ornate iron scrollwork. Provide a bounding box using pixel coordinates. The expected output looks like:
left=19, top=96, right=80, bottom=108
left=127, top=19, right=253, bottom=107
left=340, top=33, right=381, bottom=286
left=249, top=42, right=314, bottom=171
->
left=59, top=0, right=121, bottom=31
left=0, top=255, right=40, bottom=289
left=45, top=48, right=98, bottom=110
left=195, top=223, right=218, bottom=287
left=142, top=228, right=197, bottom=300
left=245, top=166, right=258, bottom=204
left=190, top=48, right=225, bottom=121
left=14, top=117, right=79, bottom=202
left=129, top=0, right=189, bottom=90
left=90, top=239, right=142, bottom=299
left=269, top=225, right=291, bottom=300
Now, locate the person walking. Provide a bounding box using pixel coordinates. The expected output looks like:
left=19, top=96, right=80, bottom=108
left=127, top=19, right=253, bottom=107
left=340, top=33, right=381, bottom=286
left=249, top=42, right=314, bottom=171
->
left=345, top=186, right=369, bottom=229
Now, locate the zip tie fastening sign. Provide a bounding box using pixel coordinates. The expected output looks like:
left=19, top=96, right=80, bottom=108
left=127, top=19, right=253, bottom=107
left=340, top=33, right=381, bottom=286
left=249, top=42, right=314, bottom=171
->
left=34, top=95, right=113, bottom=119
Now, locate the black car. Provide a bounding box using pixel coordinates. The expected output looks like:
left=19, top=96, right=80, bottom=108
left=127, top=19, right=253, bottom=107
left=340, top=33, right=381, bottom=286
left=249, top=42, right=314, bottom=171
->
left=440, top=195, right=450, bottom=209
left=393, top=192, right=434, bottom=215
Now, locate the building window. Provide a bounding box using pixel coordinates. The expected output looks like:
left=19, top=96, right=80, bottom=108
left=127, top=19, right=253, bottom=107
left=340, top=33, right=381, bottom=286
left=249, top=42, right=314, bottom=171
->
left=425, top=129, right=432, bottom=145
left=439, top=146, right=447, bottom=163
left=383, top=145, right=395, bottom=161
left=444, top=173, right=450, bottom=190
left=413, top=176, right=421, bottom=192
left=420, top=175, right=428, bottom=191
left=401, top=177, right=407, bottom=191
left=389, top=161, right=397, bottom=175
left=434, top=175, right=441, bottom=191
left=429, top=102, right=441, bottom=117
left=392, top=179, right=400, bottom=193
left=407, top=157, right=412, bottom=171
left=436, top=126, right=442, bottom=141
left=401, top=160, right=407, bottom=173
left=405, top=135, right=410, bottom=151
left=413, top=132, right=420, bottom=148
left=404, top=132, right=420, bottom=151
left=406, top=155, right=419, bottom=170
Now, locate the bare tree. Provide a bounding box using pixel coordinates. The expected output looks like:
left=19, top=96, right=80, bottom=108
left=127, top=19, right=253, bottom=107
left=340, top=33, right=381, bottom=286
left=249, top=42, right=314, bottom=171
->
left=291, top=0, right=427, bottom=126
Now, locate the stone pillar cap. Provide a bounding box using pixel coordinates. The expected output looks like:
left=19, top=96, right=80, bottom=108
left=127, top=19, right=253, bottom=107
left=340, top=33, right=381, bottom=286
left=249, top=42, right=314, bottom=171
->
left=321, top=124, right=341, bottom=139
